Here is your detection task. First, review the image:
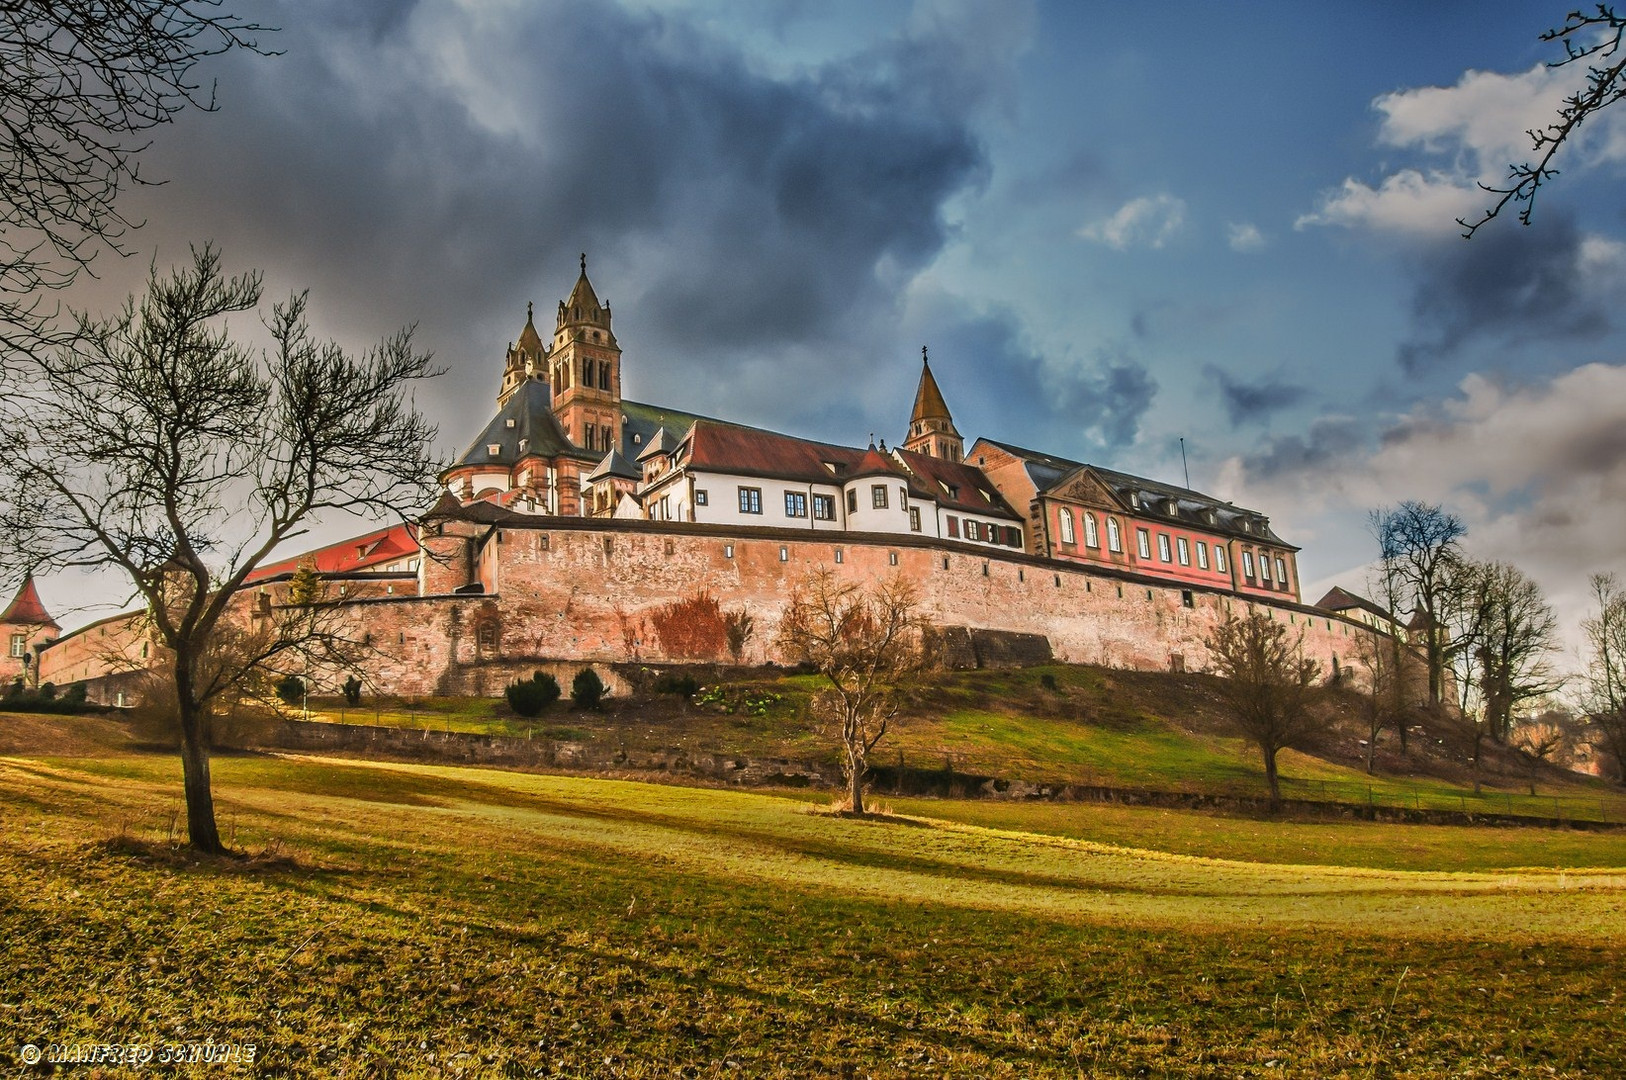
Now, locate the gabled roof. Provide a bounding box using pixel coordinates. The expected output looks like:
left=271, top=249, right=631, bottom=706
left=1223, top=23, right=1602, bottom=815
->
left=621, top=399, right=717, bottom=454
left=635, top=425, right=674, bottom=462
left=246, top=523, right=419, bottom=583
left=1, top=575, right=57, bottom=628
left=586, top=448, right=640, bottom=483
left=680, top=419, right=869, bottom=484
left=893, top=447, right=1020, bottom=519
left=451, top=379, right=594, bottom=470
left=981, top=438, right=1296, bottom=548
left=1314, top=586, right=1396, bottom=624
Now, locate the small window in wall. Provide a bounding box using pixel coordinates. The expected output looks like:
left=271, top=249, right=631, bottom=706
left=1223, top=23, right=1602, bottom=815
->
left=982, top=562, right=990, bottom=577
left=1116, top=584, right=1123, bottom=599
left=738, top=487, right=762, bottom=514
left=784, top=491, right=807, bottom=518
left=1146, top=588, right=1154, bottom=601
left=909, top=507, right=921, bottom=532
left=477, top=622, right=499, bottom=648
left=900, top=485, right=908, bottom=507
left=1182, top=590, right=1194, bottom=608
left=1177, top=537, right=1190, bottom=566
left=141, top=641, right=149, bottom=659
left=944, top=558, right=951, bottom=570
left=695, top=489, right=709, bottom=507
left=813, top=494, right=835, bottom=521
left=889, top=551, right=899, bottom=566
left=872, top=484, right=889, bottom=509
left=846, top=489, right=858, bottom=514
left=397, top=632, right=405, bottom=644
left=603, top=537, right=614, bottom=556
left=946, top=516, right=960, bottom=538
left=779, top=546, right=789, bottom=562
left=1084, top=513, right=1099, bottom=549
left=1086, top=580, right=1092, bottom=592
left=1055, top=574, right=1062, bottom=587
left=664, top=539, right=675, bottom=556
left=724, top=544, right=734, bottom=559
left=1018, top=568, right=1024, bottom=582
left=834, top=548, right=844, bottom=564
left=966, top=520, right=982, bottom=542
left=1137, top=528, right=1151, bottom=559
left=9, top=633, right=25, bottom=658
left=1157, top=534, right=1172, bottom=563
left=386, top=584, right=394, bottom=595
left=1276, top=557, right=1288, bottom=585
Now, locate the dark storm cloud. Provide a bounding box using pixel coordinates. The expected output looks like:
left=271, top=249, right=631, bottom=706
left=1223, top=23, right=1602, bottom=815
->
left=915, top=301, right=1157, bottom=456
left=1240, top=415, right=1366, bottom=483
left=1397, top=214, right=1612, bottom=373
left=1204, top=365, right=1309, bottom=427
left=128, top=0, right=992, bottom=384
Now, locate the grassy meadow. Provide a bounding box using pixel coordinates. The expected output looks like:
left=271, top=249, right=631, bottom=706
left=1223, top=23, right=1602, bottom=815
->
left=4, top=717, right=1625, bottom=1077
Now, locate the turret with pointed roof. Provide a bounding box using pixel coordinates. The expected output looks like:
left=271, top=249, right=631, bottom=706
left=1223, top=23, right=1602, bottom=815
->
left=902, top=346, right=963, bottom=462
left=3, top=575, right=59, bottom=685
left=499, top=301, right=550, bottom=407
left=548, top=253, right=623, bottom=454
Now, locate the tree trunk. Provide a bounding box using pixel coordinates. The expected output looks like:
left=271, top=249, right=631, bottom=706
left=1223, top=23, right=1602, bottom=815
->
left=1263, top=746, right=1281, bottom=813
left=177, top=698, right=224, bottom=854
left=849, top=756, right=865, bottom=817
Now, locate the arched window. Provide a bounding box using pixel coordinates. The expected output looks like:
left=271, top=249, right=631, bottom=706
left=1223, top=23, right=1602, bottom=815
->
left=1106, top=517, right=1122, bottom=553
left=1059, top=508, right=1075, bottom=545
left=1084, top=512, right=1099, bottom=549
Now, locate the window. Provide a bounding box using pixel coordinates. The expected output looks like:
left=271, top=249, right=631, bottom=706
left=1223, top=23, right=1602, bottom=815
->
left=1059, top=508, right=1076, bottom=545
left=834, top=548, right=843, bottom=564
left=1276, top=557, right=1288, bottom=585
left=738, top=487, right=762, bottom=514
left=1182, top=590, right=1195, bottom=609
left=724, top=544, right=734, bottom=559
left=1196, top=542, right=1209, bottom=570
left=477, top=622, right=498, bottom=648
left=1157, top=534, right=1172, bottom=562
left=813, top=494, right=835, bottom=521
left=600, top=365, right=611, bottom=391
left=1177, top=537, right=1190, bottom=566
left=966, top=520, right=981, bottom=541
left=1084, top=513, right=1099, bottom=548
left=784, top=491, right=807, bottom=518
left=695, top=489, right=708, bottom=507
left=9, top=633, right=25, bottom=659
left=846, top=489, right=858, bottom=513
left=1214, top=546, right=1227, bottom=573
left=1243, top=550, right=1256, bottom=579
left=946, top=516, right=960, bottom=538
left=871, top=484, right=888, bottom=509
left=659, top=495, right=671, bottom=520
left=889, top=551, right=899, bottom=566
left=487, top=443, right=501, bottom=457
left=779, top=546, right=789, bottom=562
left=1260, top=553, right=1272, bottom=582
left=900, top=486, right=908, bottom=507
left=909, top=507, right=921, bottom=532
left=1107, top=517, right=1122, bottom=553
left=1136, top=528, right=1151, bottom=559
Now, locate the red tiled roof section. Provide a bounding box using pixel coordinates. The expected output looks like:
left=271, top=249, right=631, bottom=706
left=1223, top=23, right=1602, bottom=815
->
left=894, top=447, right=1020, bottom=518
left=245, top=523, right=419, bottom=582
left=1, top=575, right=57, bottom=628
left=685, top=421, right=868, bottom=484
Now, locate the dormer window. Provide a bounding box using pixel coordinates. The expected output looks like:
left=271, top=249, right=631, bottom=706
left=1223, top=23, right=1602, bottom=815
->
left=1130, top=492, right=1141, bottom=509
left=518, top=438, right=528, bottom=454
left=505, top=418, right=516, bottom=429
left=487, top=443, right=501, bottom=457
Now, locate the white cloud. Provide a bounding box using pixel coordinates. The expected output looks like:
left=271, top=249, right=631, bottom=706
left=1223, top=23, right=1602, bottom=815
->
left=1078, top=194, right=1186, bottom=250
left=1220, top=363, right=1626, bottom=659
left=1226, top=222, right=1265, bottom=252
left=1300, top=62, right=1626, bottom=237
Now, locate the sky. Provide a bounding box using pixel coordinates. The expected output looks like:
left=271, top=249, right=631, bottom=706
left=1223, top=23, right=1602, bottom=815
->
left=28, top=0, right=1626, bottom=673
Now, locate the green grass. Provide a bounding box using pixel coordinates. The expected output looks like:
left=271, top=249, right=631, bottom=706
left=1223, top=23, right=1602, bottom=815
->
left=4, top=737, right=1625, bottom=1077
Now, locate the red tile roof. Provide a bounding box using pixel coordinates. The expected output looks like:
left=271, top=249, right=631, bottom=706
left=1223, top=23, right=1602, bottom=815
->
left=894, top=447, right=1020, bottom=518
left=684, top=421, right=869, bottom=484
left=245, top=523, right=419, bottom=582
left=1, top=575, right=57, bottom=628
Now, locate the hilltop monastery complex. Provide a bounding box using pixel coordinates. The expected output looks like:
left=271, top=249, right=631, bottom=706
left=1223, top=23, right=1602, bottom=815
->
left=6, top=260, right=1391, bottom=701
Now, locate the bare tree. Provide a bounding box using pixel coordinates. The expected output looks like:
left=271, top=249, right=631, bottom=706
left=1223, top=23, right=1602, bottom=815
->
left=1371, top=501, right=1466, bottom=710
left=1361, top=553, right=1426, bottom=758
left=1511, top=715, right=1570, bottom=796
left=1461, top=5, right=1626, bottom=236
left=1205, top=611, right=1321, bottom=811
left=1581, top=572, right=1626, bottom=784
left=1, top=2, right=267, bottom=355
left=775, top=569, right=921, bottom=817
left=0, top=247, right=441, bottom=854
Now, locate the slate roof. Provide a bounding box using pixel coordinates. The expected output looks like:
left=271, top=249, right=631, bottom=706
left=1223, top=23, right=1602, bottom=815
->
left=586, top=448, right=640, bottom=483
left=982, top=439, right=1296, bottom=548
left=453, top=379, right=593, bottom=469
left=1, top=575, right=57, bottom=628
left=246, top=523, right=419, bottom=583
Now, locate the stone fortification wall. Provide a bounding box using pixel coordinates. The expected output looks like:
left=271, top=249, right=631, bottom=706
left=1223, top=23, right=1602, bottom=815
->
left=39, top=519, right=1384, bottom=699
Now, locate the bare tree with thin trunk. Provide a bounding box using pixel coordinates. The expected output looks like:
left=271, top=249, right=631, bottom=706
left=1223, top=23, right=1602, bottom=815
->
left=775, top=569, right=921, bottom=817
left=1371, top=501, right=1466, bottom=712
left=1205, top=611, right=1321, bottom=811
left=1, top=2, right=267, bottom=358
left=0, top=247, right=441, bottom=854
left=1581, top=572, right=1626, bottom=784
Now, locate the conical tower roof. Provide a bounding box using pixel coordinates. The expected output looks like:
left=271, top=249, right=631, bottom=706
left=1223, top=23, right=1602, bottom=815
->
left=516, top=301, right=544, bottom=357
left=561, top=253, right=605, bottom=317
left=1, top=575, right=57, bottom=628
left=910, top=348, right=953, bottom=425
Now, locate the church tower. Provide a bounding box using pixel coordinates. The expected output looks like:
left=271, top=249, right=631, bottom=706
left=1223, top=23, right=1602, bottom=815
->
left=498, top=302, right=548, bottom=407
left=902, top=347, right=963, bottom=461
left=549, top=254, right=623, bottom=454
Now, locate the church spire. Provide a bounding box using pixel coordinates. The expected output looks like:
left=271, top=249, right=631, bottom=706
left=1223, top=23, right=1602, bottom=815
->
left=902, top=346, right=963, bottom=461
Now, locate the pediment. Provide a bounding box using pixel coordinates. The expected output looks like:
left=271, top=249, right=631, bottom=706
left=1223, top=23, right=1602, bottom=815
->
left=1048, top=468, right=1122, bottom=510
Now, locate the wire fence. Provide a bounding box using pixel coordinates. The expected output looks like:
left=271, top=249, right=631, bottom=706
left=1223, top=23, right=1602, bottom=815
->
left=1279, top=775, right=1621, bottom=825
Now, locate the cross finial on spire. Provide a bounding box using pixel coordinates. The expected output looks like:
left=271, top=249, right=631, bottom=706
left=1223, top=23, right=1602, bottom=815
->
left=922, top=345, right=929, bottom=366
left=580, top=252, right=587, bottom=274
left=527, top=300, right=533, bottom=321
